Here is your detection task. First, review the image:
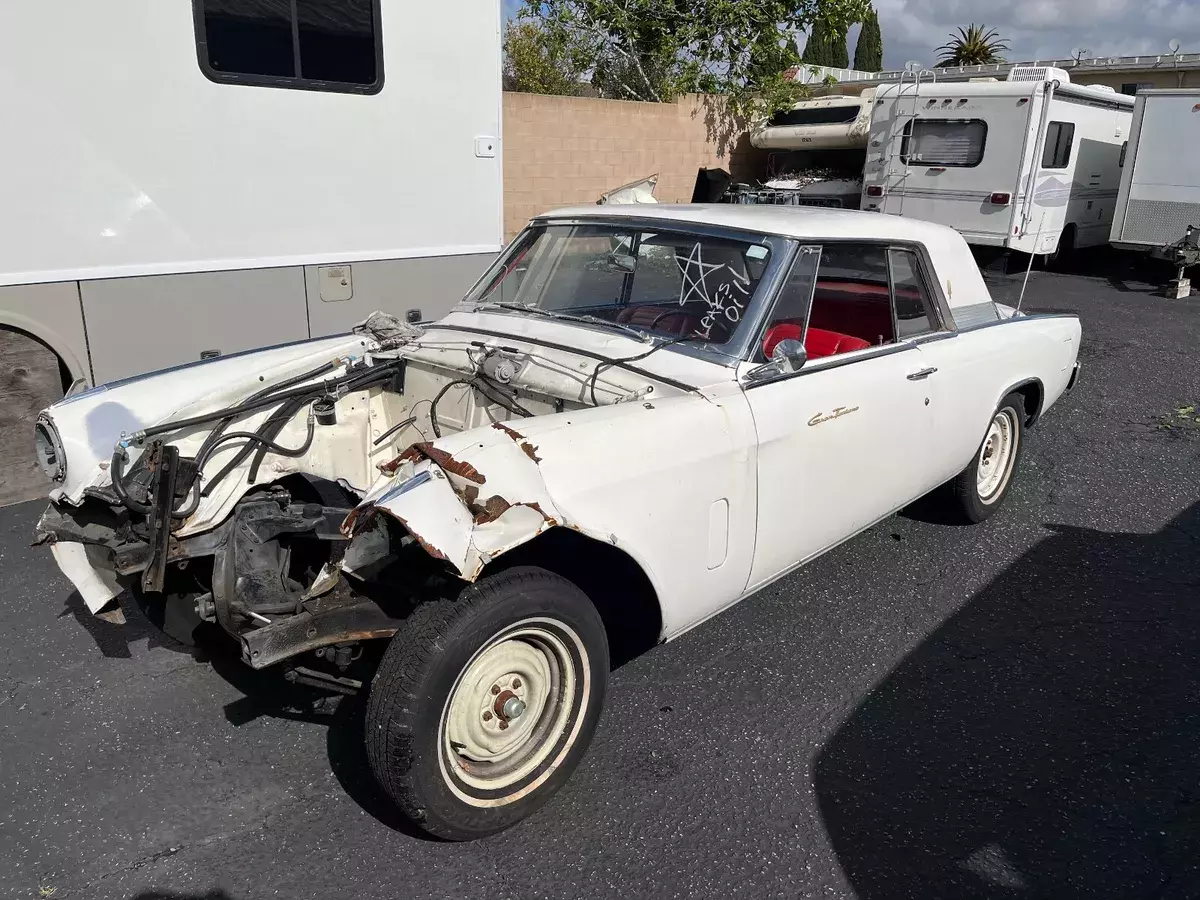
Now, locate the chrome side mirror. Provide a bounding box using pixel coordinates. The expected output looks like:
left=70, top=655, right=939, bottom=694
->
left=771, top=338, right=807, bottom=373
left=744, top=338, right=808, bottom=385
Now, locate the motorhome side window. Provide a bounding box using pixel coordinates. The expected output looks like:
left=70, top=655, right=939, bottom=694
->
left=900, top=119, right=987, bottom=168
left=194, top=0, right=383, bottom=93
left=1042, top=122, right=1075, bottom=169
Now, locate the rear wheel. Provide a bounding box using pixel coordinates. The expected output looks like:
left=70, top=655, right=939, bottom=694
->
left=943, top=393, right=1025, bottom=524
left=366, top=566, right=609, bottom=840
left=1046, top=225, right=1076, bottom=271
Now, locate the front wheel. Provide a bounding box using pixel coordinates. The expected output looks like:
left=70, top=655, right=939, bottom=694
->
left=366, top=566, right=609, bottom=840
left=943, top=393, right=1026, bottom=523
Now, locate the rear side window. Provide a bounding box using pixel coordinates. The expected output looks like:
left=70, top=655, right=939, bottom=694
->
left=901, top=119, right=987, bottom=167
left=194, top=0, right=383, bottom=93
left=888, top=249, right=939, bottom=338
left=1042, top=121, right=1075, bottom=169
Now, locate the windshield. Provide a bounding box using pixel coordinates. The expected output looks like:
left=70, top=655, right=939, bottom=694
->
left=465, top=223, right=775, bottom=346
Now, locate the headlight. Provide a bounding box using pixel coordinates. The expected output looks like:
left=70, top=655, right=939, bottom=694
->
left=34, top=416, right=66, bottom=483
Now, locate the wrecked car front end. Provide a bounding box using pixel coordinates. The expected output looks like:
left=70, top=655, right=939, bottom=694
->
left=32, top=307, right=702, bottom=679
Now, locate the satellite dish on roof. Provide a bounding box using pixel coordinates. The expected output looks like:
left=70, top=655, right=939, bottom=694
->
left=1169, top=38, right=1182, bottom=54
left=904, top=60, right=922, bottom=73
left=1070, top=47, right=1090, bottom=63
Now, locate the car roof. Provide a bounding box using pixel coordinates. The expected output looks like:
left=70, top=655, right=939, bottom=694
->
left=537, top=203, right=965, bottom=249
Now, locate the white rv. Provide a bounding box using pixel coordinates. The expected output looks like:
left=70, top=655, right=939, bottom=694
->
left=743, top=88, right=876, bottom=209
left=861, top=68, right=1134, bottom=258
left=0, top=0, right=503, bottom=390
left=1111, top=89, right=1200, bottom=259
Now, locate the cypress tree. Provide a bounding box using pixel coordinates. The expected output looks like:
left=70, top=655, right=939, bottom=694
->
left=803, top=17, right=850, bottom=69
left=854, top=7, right=883, bottom=72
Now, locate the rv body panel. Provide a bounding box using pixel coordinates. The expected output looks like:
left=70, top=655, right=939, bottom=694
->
left=0, top=0, right=503, bottom=384
left=863, top=79, right=1132, bottom=255
left=1111, top=89, right=1200, bottom=250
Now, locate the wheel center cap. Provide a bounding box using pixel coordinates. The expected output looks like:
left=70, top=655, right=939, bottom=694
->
left=494, top=689, right=526, bottom=721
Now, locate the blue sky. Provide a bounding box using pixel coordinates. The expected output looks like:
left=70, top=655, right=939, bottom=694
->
left=502, top=1, right=1200, bottom=71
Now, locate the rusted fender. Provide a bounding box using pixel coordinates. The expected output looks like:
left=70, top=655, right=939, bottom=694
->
left=344, top=422, right=561, bottom=581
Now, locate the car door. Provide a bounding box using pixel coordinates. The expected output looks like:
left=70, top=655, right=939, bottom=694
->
left=739, top=243, right=939, bottom=590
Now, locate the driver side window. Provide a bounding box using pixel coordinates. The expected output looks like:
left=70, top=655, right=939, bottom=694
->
left=758, top=242, right=941, bottom=362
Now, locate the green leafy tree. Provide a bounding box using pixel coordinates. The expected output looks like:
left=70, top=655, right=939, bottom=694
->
left=502, top=19, right=593, bottom=95
left=853, top=6, right=882, bottom=72
left=935, top=24, right=1011, bottom=66
left=523, top=0, right=870, bottom=119
left=802, top=18, right=849, bottom=68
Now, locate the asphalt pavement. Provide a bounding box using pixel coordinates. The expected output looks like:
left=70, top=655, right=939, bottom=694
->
left=2, top=257, right=1198, bottom=900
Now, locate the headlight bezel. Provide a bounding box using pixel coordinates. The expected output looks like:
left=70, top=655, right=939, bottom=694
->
left=34, top=415, right=66, bottom=484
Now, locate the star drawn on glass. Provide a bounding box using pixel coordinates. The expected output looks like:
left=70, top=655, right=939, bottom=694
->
left=675, top=242, right=725, bottom=307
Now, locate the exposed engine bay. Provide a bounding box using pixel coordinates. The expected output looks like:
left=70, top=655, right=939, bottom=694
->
left=34, top=312, right=688, bottom=685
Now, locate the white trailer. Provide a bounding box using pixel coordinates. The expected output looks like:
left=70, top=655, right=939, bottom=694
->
left=0, top=0, right=503, bottom=390
left=1110, top=89, right=1200, bottom=294
left=861, top=68, right=1133, bottom=258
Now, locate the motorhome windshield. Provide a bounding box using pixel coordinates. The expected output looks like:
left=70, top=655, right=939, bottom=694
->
left=769, top=105, right=861, bottom=127
left=466, top=223, right=775, bottom=345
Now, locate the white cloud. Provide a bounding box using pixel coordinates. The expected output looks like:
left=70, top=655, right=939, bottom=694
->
left=871, top=0, right=1200, bottom=68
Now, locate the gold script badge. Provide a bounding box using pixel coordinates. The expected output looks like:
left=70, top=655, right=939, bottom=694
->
left=808, top=406, right=860, bottom=427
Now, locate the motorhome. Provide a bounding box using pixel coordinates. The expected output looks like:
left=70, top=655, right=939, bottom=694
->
left=0, top=0, right=504, bottom=390
left=861, top=68, right=1134, bottom=258
left=1110, top=88, right=1200, bottom=294
left=745, top=87, right=875, bottom=209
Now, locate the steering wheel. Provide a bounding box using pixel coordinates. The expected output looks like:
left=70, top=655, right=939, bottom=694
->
left=648, top=309, right=679, bottom=331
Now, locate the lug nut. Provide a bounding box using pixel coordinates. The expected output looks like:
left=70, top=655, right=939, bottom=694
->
left=498, top=721, right=508, bottom=730
left=482, top=711, right=493, bottom=721
left=512, top=678, right=522, bottom=689
left=490, top=685, right=501, bottom=695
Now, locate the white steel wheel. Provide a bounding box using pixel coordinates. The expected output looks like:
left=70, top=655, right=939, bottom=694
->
left=939, top=392, right=1027, bottom=525
left=976, top=408, right=1020, bottom=504
left=365, top=566, right=609, bottom=840
left=439, top=618, right=588, bottom=800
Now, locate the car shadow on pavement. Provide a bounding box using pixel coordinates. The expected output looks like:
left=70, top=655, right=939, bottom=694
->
left=131, top=892, right=237, bottom=900
left=57, top=589, right=209, bottom=660
left=205, top=645, right=438, bottom=841
left=814, top=501, right=1200, bottom=899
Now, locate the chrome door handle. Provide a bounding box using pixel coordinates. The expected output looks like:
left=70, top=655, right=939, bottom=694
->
left=906, top=367, right=938, bottom=380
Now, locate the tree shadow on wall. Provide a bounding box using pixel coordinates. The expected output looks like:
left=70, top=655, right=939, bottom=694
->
left=697, top=94, right=765, bottom=181
left=815, top=502, right=1200, bottom=899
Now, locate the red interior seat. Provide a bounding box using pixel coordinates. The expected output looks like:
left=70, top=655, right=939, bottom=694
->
left=762, top=323, right=871, bottom=361
left=808, top=280, right=894, bottom=345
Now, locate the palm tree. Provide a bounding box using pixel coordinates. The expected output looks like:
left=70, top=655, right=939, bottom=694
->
left=935, top=25, right=1011, bottom=66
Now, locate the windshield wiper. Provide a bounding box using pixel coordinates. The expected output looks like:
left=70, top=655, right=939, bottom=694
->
left=473, top=302, right=654, bottom=343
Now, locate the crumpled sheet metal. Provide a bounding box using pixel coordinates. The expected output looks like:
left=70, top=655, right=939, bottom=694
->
left=345, top=423, right=561, bottom=581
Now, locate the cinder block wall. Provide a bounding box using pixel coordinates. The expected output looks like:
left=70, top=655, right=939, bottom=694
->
left=502, top=92, right=762, bottom=240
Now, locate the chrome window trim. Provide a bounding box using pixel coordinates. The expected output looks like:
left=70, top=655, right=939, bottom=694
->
left=742, top=342, right=918, bottom=389
left=957, top=311, right=1079, bottom=334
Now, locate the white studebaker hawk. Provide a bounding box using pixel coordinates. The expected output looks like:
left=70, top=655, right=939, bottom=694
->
left=34, top=205, right=1080, bottom=839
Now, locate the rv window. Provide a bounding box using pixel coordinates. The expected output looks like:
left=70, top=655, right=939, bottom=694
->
left=1120, top=82, right=1154, bottom=96
left=768, top=105, right=861, bottom=127
left=194, top=0, right=383, bottom=93
left=900, top=119, right=987, bottom=168
left=1042, top=122, right=1075, bottom=169
left=1119, top=141, right=1128, bottom=168
left=887, top=250, right=938, bottom=339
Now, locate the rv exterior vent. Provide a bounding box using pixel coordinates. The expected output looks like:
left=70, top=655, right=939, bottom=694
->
left=1006, top=66, right=1072, bottom=84
left=1087, top=84, right=1117, bottom=92
left=967, top=77, right=1000, bottom=82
